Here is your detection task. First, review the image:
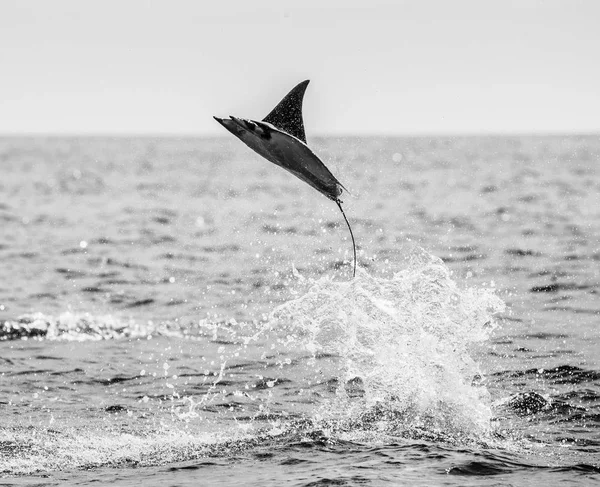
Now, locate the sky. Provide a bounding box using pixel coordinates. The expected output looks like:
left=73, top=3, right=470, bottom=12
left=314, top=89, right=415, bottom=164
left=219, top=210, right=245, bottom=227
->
left=0, top=0, right=599, bottom=135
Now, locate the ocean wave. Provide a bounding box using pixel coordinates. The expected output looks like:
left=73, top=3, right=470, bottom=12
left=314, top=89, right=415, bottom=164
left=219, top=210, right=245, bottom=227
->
left=0, top=312, right=189, bottom=341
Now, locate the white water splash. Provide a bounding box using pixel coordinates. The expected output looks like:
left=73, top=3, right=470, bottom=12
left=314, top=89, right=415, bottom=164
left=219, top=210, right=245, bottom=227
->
left=269, top=248, right=506, bottom=437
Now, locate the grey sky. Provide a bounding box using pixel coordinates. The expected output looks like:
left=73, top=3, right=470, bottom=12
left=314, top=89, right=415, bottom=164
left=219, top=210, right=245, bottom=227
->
left=1, top=0, right=598, bottom=135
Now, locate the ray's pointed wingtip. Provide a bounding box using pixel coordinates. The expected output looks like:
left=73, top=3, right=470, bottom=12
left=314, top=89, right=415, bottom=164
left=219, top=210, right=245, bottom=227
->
left=297, top=79, right=310, bottom=91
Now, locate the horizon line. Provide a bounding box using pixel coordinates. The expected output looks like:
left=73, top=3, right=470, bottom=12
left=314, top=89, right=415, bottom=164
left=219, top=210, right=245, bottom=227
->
left=1, top=129, right=599, bottom=139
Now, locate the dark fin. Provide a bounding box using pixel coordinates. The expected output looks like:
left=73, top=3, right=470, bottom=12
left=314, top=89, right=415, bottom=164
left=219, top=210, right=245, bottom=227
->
left=263, top=80, right=310, bottom=143
left=335, top=199, right=357, bottom=278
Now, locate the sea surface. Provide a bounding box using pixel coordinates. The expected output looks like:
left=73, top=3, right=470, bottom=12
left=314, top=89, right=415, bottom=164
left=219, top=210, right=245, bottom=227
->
left=0, top=135, right=599, bottom=486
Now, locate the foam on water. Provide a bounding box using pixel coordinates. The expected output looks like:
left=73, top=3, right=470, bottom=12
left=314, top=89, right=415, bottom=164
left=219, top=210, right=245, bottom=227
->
left=0, top=427, right=216, bottom=474
left=2, top=312, right=148, bottom=341
left=0, top=312, right=242, bottom=341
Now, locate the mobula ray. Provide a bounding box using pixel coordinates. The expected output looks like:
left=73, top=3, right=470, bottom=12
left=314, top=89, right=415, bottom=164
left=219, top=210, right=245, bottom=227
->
left=214, top=80, right=356, bottom=277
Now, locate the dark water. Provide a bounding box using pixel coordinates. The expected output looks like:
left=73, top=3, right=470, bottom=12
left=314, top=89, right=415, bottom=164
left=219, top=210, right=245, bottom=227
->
left=1, top=135, right=599, bottom=485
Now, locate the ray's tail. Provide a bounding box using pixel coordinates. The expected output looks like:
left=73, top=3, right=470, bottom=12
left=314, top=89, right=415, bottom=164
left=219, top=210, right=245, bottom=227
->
left=335, top=199, right=357, bottom=278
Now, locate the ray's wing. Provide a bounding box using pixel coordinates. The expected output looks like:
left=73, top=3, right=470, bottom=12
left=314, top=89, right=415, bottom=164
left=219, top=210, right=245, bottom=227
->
left=262, top=80, right=309, bottom=143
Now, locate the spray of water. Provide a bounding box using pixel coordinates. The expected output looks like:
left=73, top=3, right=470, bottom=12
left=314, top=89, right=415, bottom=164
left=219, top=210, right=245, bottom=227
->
left=267, top=248, right=506, bottom=439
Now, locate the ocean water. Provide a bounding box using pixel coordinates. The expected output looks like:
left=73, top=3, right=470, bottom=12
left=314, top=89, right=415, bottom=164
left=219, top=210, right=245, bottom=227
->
left=0, top=135, right=599, bottom=486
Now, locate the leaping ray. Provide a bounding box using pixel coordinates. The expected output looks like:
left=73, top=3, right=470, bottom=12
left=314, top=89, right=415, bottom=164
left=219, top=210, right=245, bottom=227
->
left=214, top=80, right=357, bottom=277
